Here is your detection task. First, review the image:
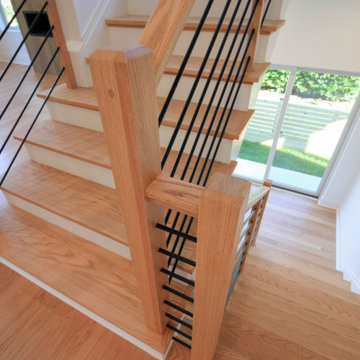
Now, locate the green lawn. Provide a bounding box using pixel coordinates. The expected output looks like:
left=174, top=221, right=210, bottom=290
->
left=238, top=140, right=329, bottom=177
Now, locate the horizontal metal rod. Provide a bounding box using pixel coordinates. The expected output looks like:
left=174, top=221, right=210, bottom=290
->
left=159, top=248, right=196, bottom=267
left=243, top=209, right=256, bottom=226
left=156, top=223, right=197, bottom=243
left=167, top=324, right=192, bottom=340
left=165, top=312, right=193, bottom=329
left=161, top=268, right=195, bottom=286
left=163, top=285, right=194, bottom=303
left=172, top=336, right=192, bottom=349
left=164, top=300, right=193, bottom=318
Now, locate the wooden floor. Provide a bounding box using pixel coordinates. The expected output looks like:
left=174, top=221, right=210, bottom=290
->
left=1, top=65, right=360, bottom=359
left=1, top=187, right=360, bottom=359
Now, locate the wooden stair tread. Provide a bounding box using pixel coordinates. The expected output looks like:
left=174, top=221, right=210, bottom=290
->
left=0, top=204, right=173, bottom=352
left=17, top=120, right=237, bottom=178
left=1, top=160, right=127, bottom=245
left=38, top=84, right=253, bottom=140
left=158, top=97, right=253, bottom=140
left=105, top=15, right=286, bottom=35
left=165, top=55, right=270, bottom=85
left=248, top=243, right=351, bottom=290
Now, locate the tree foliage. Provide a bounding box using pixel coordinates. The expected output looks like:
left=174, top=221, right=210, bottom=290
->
left=262, top=70, right=360, bottom=101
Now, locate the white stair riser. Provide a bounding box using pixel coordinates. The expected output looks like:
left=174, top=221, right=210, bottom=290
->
left=25, top=134, right=233, bottom=185
left=3, top=191, right=131, bottom=260
left=108, top=26, right=270, bottom=63
left=160, top=126, right=233, bottom=163
left=158, top=74, right=253, bottom=111
left=44, top=102, right=236, bottom=163
left=46, top=101, right=103, bottom=131
left=25, top=143, right=115, bottom=188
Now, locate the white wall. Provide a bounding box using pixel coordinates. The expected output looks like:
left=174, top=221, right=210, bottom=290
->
left=270, top=0, right=360, bottom=73
left=0, top=9, right=30, bottom=65
left=319, top=99, right=360, bottom=208
left=57, top=0, right=128, bottom=87
left=337, top=170, right=360, bottom=294
left=0, top=29, right=30, bottom=64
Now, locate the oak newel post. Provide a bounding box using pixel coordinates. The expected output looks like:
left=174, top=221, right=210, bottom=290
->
left=192, top=173, right=251, bottom=359
left=89, top=45, right=167, bottom=333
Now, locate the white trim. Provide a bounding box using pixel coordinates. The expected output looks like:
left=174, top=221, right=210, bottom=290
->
left=318, top=94, right=360, bottom=205
left=336, top=209, right=343, bottom=272
left=0, top=257, right=170, bottom=360
left=263, top=67, right=297, bottom=180
left=343, top=266, right=360, bottom=295
left=80, top=0, right=111, bottom=46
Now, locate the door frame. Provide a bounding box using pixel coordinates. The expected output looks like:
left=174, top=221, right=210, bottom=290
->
left=257, top=64, right=360, bottom=197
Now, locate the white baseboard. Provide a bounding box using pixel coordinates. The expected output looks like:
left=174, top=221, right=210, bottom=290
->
left=343, top=266, right=360, bottom=295
left=0, top=257, right=170, bottom=360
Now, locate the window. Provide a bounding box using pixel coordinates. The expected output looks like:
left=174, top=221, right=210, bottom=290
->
left=0, top=0, right=18, bottom=28
left=236, top=67, right=360, bottom=196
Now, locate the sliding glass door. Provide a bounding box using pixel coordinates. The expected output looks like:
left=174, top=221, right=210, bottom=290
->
left=236, top=67, right=360, bottom=196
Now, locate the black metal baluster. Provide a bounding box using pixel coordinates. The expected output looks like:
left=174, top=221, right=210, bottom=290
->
left=261, top=0, right=272, bottom=27
left=161, top=0, right=233, bottom=168
left=0, top=26, right=54, bottom=121
left=0, top=1, right=48, bottom=82
left=178, top=0, right=252, bottom=181
left=158, top=0, right=215, bottom=126
left=201, top=55, right=252, bottom=185
left=0, top=67, right=64, bottom=187
left=0, top=47, right=60, bottom=153
left=166, top=4, right=259, bottom=282
left=168, top=0, right=245, bottom=178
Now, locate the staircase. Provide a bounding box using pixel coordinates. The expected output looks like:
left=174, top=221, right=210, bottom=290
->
left=0, top=0, right=290, bottom=359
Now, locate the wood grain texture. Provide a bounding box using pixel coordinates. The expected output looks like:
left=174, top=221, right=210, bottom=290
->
left=247, top=0, right=264, bottom=72
left=0, top=263, right=156, bottom=360
left=146, top=175, right=270, bottom=219
left=165, top=56, right=270, bottom=84
left=139, top=0, right=195, bottom=84
left=1, top=184, right=359, bottom=359
left=37, top=85, right=252, bottom=140
left=46, top=0, right=77, bottom=88
left=15, top=119, right=237, bottom=180
left=1, top=160, right=128, bottom=245
left=105, top=16, right=286, bottom=35
left=0, top=204, right=172, bottom=352
left=146, top=175, right=202, bottom=218
left=89, top=45, right=167, bottom=334
left=192, top=173, right=251, bottom=360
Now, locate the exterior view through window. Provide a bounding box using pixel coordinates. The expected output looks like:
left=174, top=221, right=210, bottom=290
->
left=0, top=0, right=18, bottom=27
left=236, top=67, right=360, bottom=195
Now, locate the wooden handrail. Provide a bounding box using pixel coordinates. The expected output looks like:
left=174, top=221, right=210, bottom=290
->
left=89, top=45, right=168, bottom=334
left=247, top=0, right=265, bottom=72
left=146, top=175, right=202, bottom=218
left=139, top=0, right=195, bottom=84
left=47, top=0, right=76, bottom=88
left=146, top=175, right=271, bottom=217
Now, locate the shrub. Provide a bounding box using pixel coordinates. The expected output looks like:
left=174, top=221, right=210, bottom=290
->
left=262, top=70, right=360, bottom=102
